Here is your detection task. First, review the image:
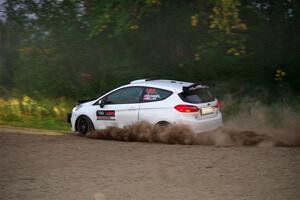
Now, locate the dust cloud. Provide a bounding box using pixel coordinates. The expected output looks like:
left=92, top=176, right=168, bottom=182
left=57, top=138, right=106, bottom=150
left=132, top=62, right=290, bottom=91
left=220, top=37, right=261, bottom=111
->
left=86, top=106, right=300, bottom=147
left=224, top=105, right=300, bottom=147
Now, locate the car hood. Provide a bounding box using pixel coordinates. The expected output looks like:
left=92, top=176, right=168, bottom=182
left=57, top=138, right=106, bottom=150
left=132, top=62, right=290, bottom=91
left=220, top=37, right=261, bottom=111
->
left=77, top=98, right=97, bottom=105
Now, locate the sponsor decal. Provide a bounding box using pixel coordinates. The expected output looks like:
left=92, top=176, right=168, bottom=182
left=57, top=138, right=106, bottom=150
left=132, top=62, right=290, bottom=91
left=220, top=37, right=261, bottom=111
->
left=96, top=110, right=116, bottom=120
left=143, top=87, right=161, bottom=101
left=105, top=110, right=115, bottom=116
left=143, top=94, right=161, bottom=101
left=97, top=110, right=105, bottom=116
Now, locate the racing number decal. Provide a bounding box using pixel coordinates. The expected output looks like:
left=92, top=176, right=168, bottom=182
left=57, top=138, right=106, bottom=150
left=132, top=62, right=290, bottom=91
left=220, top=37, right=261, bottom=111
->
left=96, top=110, right=116, bottom=120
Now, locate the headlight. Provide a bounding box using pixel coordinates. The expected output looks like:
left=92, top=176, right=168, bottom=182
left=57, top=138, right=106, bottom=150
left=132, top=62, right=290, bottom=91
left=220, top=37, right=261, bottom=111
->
left=73, top=105, right=82, bottom=112
left=72, top=107, right=77, bottom=112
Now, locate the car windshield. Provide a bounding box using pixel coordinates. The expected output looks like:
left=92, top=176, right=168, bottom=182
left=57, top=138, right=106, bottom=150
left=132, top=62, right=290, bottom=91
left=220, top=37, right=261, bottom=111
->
left=179, top=87, right=215, bottom=104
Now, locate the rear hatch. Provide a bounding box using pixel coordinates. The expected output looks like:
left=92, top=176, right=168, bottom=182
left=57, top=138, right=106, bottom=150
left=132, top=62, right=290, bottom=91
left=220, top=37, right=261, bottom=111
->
left=178, top=85, right=220, bottom=119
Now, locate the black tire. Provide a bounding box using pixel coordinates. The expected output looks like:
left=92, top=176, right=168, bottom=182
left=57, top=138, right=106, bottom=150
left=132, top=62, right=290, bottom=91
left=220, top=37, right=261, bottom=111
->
left=76, top=116, right=94, bottom=137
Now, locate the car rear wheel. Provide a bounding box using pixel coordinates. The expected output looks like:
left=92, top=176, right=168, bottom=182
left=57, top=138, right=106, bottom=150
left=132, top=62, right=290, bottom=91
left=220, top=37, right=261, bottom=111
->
left=77, top=116, right=94, bottom=137
left=156, top=121, right=170, bottom=127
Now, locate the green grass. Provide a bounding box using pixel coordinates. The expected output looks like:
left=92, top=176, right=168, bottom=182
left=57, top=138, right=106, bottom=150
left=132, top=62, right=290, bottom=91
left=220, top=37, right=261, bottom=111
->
left=0, top=96, right=73, bottom=131
left=0, top=117, right=70, bottom=131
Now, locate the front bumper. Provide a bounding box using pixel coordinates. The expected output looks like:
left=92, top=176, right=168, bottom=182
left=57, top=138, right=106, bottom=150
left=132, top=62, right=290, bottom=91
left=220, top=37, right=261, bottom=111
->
left=67, top=113, right=72, bottom=123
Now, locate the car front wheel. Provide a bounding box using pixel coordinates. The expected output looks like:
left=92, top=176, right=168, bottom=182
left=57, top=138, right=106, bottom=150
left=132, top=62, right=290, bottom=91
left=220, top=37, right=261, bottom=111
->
left=76, top=116, right=94, bottom=136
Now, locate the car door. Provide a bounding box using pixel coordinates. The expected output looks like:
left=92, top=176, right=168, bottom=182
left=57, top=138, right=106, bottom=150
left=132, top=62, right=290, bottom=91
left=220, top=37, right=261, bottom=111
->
left=139, top=87, right=174, bottom=124
left=94, top=86, right=144, bottom=129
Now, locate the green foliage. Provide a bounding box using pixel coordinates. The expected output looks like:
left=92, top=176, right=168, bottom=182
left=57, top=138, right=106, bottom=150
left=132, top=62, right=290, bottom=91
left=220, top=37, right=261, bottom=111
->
left=0, top=96, right=73, bottom=130
left=0, top=0, right=299, bottom=99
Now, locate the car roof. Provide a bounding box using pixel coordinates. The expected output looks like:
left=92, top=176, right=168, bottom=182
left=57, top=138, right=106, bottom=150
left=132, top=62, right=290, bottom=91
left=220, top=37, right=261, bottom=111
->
left=128, top=79, right=195, bottom=92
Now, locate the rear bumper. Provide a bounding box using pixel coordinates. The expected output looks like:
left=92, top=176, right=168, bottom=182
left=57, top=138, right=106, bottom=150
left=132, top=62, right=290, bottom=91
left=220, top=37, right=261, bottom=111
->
left=177, top=112, right=223, bottom=133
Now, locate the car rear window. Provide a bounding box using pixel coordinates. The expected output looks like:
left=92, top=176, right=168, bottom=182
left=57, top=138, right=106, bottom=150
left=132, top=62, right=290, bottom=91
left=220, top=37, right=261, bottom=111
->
left=179, top=88, right=215, bottom=104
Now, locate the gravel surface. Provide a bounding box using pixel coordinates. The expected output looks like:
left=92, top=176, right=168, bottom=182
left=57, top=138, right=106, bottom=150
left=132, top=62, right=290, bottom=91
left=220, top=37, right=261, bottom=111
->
left=0, top=128, right=299, bottom=200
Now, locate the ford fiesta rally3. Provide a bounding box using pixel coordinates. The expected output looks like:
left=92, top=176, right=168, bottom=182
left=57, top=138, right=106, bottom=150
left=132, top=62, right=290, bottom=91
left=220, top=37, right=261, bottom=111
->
left=67, top=79, right=223, bottom=136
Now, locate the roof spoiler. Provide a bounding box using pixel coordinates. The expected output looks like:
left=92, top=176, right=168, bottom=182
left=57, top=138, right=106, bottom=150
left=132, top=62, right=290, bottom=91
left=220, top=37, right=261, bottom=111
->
left=182, top=82, right=211, bottom=91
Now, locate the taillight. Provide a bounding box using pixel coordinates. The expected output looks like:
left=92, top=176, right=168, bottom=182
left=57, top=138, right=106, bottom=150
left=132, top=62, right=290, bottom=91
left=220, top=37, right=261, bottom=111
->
left=174, top=105, right=199, bottom=113
left=215, top=100, right=222, bottom=109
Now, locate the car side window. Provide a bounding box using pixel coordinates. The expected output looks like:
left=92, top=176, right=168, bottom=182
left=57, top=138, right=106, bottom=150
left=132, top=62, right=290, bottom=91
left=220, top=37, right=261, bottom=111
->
left=141, top=87, right=172, bottom=102
left=105, top=87, right=144, bottom=104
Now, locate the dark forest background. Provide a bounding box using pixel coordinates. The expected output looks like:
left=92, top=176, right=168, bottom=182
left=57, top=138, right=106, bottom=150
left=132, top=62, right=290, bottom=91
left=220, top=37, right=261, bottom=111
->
left=0, top=0, right=299, bottom=129
left=1, top=0, right=299, bottom=98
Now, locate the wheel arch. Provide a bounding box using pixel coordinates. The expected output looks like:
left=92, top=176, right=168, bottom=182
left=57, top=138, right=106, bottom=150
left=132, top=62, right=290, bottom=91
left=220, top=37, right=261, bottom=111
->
left=156, top=120, right=170, bottom=126
left=75, top=114, right=94, bottom=132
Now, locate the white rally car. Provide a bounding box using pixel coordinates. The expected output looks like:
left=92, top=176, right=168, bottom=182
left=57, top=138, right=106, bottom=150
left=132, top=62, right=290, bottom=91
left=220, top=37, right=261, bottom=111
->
left=67, top=79, right=223, bottom=136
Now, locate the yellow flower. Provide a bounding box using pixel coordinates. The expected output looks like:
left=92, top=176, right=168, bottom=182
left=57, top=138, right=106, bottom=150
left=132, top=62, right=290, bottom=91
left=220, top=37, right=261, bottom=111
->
left=130, top=25, right=139, bottom=30
left=22, top=96, right=31, bottom=106
left=9, top=99, right=20, bottom=106
left=227, top=48, right=235, bottom=54
left=281, top=71, right=286, bottom=76
left=238, top=23, right=247, bottom=30
left=8, top=98, right=21, bottom=117
left=191, top=15, right=199, bottom=27
left=146, top=0, right=160, bottom=5
left=19, top=47, right=32, bottom=54
left=53, top=107, right=60, bottom=116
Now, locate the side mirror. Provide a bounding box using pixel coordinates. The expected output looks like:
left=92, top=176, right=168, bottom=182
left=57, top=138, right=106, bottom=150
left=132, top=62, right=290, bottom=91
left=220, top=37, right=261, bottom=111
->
left=100, top=98, right=106, bottom=108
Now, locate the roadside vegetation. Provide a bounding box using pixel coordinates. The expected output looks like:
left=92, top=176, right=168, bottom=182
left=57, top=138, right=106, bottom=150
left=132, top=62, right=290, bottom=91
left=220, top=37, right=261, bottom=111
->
left=0, top=96, right=72, bottom=130
left=0, top=92, right=299, bottom=131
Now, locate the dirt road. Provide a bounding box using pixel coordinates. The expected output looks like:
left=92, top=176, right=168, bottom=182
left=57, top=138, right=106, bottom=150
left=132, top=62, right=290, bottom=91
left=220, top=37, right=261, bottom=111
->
left=0, top=127, right=299, bottom=200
